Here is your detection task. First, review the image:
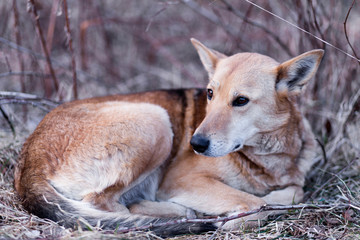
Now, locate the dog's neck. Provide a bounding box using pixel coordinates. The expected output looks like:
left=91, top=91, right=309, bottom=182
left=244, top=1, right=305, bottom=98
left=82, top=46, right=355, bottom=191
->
left=243, top=102, right=304, bottom=159
left=238, top=106, right=305, bottom=186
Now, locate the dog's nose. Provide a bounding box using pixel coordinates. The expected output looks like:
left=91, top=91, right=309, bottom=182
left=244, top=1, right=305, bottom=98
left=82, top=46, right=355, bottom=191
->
left=190, top=134, right=210, bottom=153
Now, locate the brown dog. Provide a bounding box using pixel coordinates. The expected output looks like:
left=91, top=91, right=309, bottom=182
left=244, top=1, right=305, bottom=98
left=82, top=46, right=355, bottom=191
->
left=14, top=39, right=323, bottom=235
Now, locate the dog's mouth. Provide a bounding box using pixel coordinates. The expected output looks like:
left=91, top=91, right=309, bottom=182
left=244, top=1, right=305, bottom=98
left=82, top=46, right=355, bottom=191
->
left=232, top=143, right=243, bottom=152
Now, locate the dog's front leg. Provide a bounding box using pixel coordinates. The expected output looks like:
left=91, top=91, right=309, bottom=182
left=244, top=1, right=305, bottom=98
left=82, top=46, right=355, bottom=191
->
left=261, top=185, right=304, bottom=205
left=158, top=176, right=267, bottom=230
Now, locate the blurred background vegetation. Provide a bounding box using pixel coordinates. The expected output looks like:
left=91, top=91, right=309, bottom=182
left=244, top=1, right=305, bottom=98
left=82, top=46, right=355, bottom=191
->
left=0, top=0, right=359, bottom=141
left=0, top=1, right=359, bottom=239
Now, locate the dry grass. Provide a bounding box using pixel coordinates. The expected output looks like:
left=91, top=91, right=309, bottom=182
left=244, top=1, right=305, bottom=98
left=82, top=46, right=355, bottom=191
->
left=0, top=0, right=360, bottom=239
left=3, top=133, right=360, bottom=239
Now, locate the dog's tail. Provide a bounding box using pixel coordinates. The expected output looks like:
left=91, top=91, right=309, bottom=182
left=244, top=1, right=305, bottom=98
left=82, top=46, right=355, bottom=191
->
left=18, top=181, right=214, bottom=237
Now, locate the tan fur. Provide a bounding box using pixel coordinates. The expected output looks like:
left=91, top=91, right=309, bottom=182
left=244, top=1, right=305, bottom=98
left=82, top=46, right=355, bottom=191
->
left=14, top=39, right=324, bottom=233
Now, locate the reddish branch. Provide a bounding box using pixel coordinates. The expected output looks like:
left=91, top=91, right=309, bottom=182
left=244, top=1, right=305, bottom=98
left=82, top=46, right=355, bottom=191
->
left=112, top=203, right=355, bottom=234
left=12, top=0, right=26, bottom=93
left=46, top=0, right=59, bottom=53
left=63, top=0, right=78, bottom=99
left=28, top=0, right=59, bottom=97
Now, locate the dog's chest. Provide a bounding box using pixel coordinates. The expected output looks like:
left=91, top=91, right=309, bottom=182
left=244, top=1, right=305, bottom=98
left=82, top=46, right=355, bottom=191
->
left=218, top=152, right=298, bottom=196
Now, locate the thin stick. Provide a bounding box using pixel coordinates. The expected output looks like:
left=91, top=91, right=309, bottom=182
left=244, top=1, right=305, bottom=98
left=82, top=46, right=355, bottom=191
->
left=28, top=0, right=59, bottom=96
left=63, top=0, right=78, bottom=99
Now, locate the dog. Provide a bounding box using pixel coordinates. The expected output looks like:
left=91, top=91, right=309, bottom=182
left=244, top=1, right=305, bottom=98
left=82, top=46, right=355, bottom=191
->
left=14, top=38, right=323, bottom=236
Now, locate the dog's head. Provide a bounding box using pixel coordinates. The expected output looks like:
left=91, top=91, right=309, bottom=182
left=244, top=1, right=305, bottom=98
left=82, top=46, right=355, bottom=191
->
left=190, top=38, right=324, bottom=157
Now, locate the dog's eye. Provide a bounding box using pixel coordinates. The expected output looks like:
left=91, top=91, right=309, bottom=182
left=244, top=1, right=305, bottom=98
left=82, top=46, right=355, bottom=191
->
left=207, top=89, right=213, bottom=100
left=232, top=96, right=249, bottom=107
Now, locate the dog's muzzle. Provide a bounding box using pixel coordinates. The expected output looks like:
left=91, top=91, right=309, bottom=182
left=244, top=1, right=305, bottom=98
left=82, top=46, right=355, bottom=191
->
left=190, top=134, right=210, bottom=154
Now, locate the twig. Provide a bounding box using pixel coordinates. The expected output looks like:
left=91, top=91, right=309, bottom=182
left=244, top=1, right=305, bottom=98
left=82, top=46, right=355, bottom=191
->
left=145, top=6, right=167, bottom=32
left=343, top=0, right=359, bottom=66
left=28, top=0, right=59, bottom=96
left=244, top=0, right=360, bottom=63
left=113, top=203, right=354, bottom=234
left=63, top=0, right=78, bottom=99
left=0, top=106, right=15, bottom=136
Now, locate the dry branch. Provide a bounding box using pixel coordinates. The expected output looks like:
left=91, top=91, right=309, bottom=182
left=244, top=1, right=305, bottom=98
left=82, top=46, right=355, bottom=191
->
left=27, top=0, right=59, bottom=97
left=113, top=203, right=356, bottom=234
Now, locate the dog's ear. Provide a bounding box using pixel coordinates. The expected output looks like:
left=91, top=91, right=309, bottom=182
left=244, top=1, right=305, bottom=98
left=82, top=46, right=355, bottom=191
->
left=191, top=38, right=226, bottom=78
left=276, top=49, right=324, bottom=96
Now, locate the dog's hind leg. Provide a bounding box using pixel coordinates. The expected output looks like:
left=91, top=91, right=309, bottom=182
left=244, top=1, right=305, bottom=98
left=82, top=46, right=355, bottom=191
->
left=48, top=102, right=174, bottom=212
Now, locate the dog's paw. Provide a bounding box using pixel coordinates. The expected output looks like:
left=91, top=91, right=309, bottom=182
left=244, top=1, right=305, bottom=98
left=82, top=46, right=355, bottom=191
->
left=215, top=200, right=267, bottom=231
left=216, top=211, right=268, bottom=230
